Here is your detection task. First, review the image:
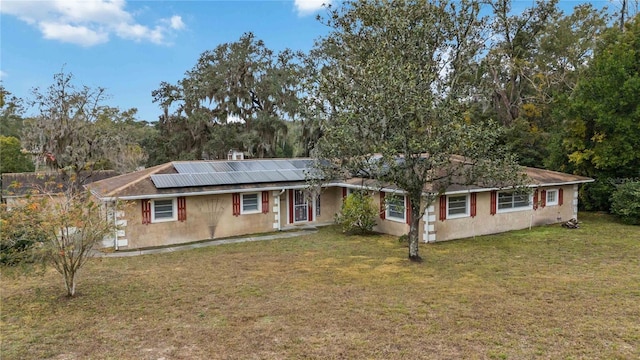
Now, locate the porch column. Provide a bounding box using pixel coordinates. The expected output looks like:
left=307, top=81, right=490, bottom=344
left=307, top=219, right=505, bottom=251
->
left=422, top=204, right=436, bottom=243
left=273, top=190, right=281, bottom=230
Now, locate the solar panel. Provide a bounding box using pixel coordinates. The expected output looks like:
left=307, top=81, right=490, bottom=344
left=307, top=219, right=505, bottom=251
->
left=150, top=167, right=309, bottom=189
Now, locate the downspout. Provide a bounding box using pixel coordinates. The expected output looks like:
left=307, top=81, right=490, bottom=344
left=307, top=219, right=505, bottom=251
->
left=470, top=190, right=476, bottom=239
left=277, top=189, right=286, bottom=231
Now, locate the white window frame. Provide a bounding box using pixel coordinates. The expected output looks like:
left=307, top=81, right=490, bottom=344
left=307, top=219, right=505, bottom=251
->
left=386, top=194, right=406, bottom=223
left=241, top=192, right=261, bottom=214
left=151, top=198, right=177, bottom=223
left=497, top=191, right=533, bottom=213
left=546, top=189, right=559, bottom=206
left=447, top=194, right=470, bottom=219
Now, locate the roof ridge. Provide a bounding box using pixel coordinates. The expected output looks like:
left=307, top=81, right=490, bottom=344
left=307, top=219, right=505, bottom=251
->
left=154, top=168, right=304, bottom=176
left=524, top=165, right=590, bottom=178
left=172, top=158, right=312, bottom=163
left=105, top=162, right=175, bottom=197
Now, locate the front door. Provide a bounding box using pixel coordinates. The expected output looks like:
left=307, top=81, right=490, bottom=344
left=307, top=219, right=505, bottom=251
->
left=289, top=189, right=314, bottom=224
left=293, top=189, right=308, bottom=222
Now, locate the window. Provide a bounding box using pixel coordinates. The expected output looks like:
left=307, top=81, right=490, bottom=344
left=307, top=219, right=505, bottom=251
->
left=546, top=189, right=559, bottom=206
left=386, top=194, right=406, bottom=222
left=152, top=199, right=176, bottom=222
left=497, top=191, right=531, bottom=212
left=447, top=195, right=469, bottom=218
left=241, top=193, right=261, bottom=214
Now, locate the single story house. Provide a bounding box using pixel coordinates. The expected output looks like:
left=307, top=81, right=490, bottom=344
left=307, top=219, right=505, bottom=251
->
left=86, top=158, right=593, bottom=250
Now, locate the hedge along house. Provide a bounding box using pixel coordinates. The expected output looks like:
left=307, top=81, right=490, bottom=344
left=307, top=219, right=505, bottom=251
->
left=87, top=158, right=593, bottom=250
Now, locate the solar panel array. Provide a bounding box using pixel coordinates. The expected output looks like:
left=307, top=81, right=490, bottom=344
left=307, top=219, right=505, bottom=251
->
left=150, top=159, right=315, bottom=189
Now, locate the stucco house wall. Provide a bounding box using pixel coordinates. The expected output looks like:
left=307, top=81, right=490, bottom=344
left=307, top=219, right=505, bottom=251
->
left=315, top=187, right=341, bottom=224
left=433, top=185, right=575, bottom=242
left=120, top=187, right=344, bottom=249
left=123, top=193, right=276, bottom=249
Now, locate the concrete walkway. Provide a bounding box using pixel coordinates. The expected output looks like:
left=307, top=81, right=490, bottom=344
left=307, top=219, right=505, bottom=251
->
left=94, top=229, right=317, bottom=258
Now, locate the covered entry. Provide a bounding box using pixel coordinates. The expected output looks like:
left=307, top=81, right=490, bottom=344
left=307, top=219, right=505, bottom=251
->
left=288, top=189, right=314, bottom=223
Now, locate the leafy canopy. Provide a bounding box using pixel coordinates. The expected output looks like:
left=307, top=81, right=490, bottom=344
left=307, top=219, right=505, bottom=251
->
left=310, top=0, right=525, bottom=261
left=0, top=136, right=34, bottom=174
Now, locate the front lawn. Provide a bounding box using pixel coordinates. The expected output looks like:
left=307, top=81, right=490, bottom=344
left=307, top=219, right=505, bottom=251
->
left=2, top=213, right=639, bottom=359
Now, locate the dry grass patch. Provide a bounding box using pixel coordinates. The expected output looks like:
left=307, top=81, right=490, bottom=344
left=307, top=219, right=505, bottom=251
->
left=2, top=212, right=639, bottom=359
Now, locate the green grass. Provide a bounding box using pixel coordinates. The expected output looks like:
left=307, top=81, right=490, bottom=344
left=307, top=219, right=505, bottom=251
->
left=2, top=212, right=639, bottom=359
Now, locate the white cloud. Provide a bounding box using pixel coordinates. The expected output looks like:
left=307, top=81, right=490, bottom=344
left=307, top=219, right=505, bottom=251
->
left=169, top=15, right=185, bottom=30
left=39, top=21, right=109, bottom=46
left=0, top=0, right=185, bottom=47
left=294, top=0, right=331, bottom=16
left=0, top=70, right=7, bottom=79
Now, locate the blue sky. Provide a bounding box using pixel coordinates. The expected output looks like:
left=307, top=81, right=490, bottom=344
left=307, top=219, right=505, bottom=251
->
left=1, top=0, right=332, bottom=121
left=1, top=0, right=619, bottom=122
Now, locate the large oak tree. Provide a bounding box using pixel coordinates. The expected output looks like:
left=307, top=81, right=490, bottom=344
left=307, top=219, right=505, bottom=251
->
left=310, top=0, right=524, bottom=261
left=152, top=33, right=303, bottom=160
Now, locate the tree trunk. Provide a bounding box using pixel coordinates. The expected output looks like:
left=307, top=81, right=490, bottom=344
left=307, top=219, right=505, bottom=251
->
left=408, top=197, right=422, bottom=262
left=65, top=271, right=76, bottom=297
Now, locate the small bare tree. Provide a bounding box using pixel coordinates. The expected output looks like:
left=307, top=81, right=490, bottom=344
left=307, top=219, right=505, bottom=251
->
left=2, top=181, right=116, bottom=296
left=41, top=188, right=115, bottom=297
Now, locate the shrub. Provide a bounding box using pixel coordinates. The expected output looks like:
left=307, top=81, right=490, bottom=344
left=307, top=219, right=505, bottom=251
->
left=0, top=201, right=47, bottom=266
left=610, top=181, right=640, bottom=225
left=335, top=192, right=377, bottom=234
left=580, top=179, right=616, bottom=212
left=398, top=234, right=409, bottom=246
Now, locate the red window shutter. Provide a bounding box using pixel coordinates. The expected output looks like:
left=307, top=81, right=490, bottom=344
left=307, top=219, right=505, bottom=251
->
left=308, top=199, right=314, bottom=221
left=262, top=191, right=269, bottom=214
left=559, top=188, right=564, bottom=206
left=470, top=193, right=477, bottom=218
left=342, top=188, right=347, bottom=199
left=405, top=197, right=411, bottom=224
left=232, top=193, right=240, bottom=216
left=533, top=189, right=539, bottom=210
left=541, top=190, right=547, bottom=208
left=141, top=199, right=151, bottom=224
left=439, top=195, right=446, bottom=221
left=177, top=196, right=187, bottom=222
left=490, top=191, right=497, bottom=215
left=289, top=189, right=294, bottom=224
left=379, top=192, right=386, bottom=220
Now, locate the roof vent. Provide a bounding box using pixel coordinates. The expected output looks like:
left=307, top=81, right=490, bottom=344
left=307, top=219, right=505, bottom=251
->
left=227, top=149, right=244, bottom=161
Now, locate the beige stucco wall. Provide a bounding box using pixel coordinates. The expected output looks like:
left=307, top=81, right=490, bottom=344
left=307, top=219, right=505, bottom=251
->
left=315, top=187, right=341, bottom=224
left=119, top=187, right=345, bottom=249
left=123, top=193, right=275, bottom=249
left=433, top=185, right=575, bottom=241
left=117, top=185, right=577, bottom=249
